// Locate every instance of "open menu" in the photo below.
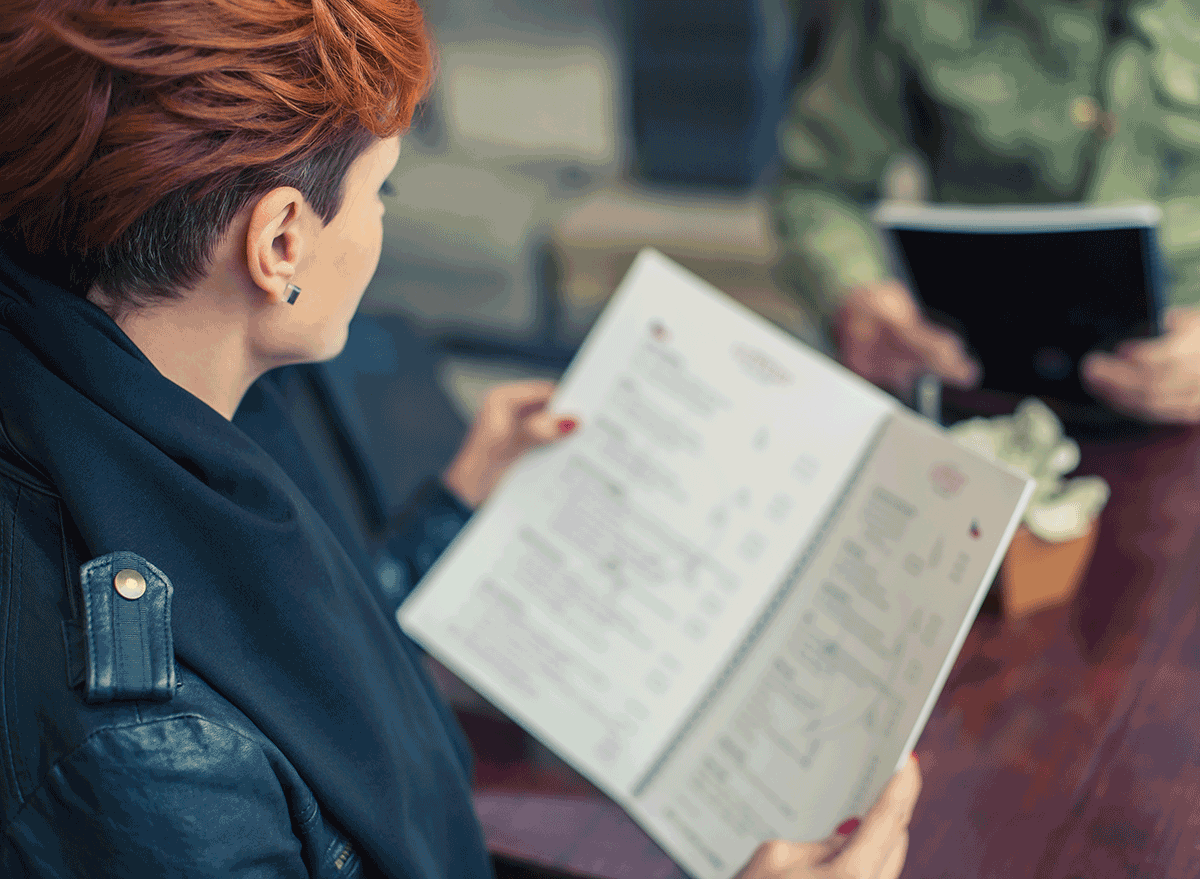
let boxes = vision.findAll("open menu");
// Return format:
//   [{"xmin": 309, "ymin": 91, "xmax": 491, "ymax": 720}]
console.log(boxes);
[{"xmin": 400, "ymin": 249, "xmax": 1033, "ymax": 879}]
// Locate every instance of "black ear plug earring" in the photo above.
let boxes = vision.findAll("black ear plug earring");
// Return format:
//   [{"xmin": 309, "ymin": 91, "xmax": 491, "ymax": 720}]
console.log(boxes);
[{"xmin": 285, "ymin": 283, "xmax": 301, "ymax": 305}]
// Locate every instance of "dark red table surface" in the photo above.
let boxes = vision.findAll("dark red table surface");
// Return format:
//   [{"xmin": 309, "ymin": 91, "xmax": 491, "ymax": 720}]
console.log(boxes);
[
  {"xmin": 466, "ymin": 424, "xmax": 1200, "ymax": 879},
  {"xmin": 900, "ymin": 423, "xmax": 1200, "ymax": 879}
]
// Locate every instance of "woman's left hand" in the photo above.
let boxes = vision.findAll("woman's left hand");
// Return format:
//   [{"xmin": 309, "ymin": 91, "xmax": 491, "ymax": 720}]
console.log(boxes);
[{"xmin": 441, "ymin": 380, "xmax": 577, "ymax": 508}]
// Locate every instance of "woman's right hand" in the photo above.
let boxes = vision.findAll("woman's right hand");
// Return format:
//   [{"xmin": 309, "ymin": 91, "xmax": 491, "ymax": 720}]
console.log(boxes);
[{"xmin": 734, "ymin": 754, "xmax": 922, "ymax": 879}]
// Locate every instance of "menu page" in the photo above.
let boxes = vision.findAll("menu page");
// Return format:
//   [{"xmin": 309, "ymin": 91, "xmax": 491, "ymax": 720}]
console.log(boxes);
[
  {"xmin": 626, "ymin": 411, "xmax": 1033, "ymax": 879},
  {"xmin": 400, "ymin": 250, "xmax": 894, "ymax": 793}
]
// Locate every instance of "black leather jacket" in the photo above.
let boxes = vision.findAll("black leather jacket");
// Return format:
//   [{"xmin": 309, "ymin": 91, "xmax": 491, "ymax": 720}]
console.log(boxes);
[{"xmin": 0, "ymin": 411, "xmax": 472, "ymax": 877}]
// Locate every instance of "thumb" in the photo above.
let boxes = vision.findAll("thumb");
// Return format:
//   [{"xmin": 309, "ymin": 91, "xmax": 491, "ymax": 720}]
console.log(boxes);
[
  {"xmin": 520, "ymin": 411, "xmax": 579, "ymax": 450},
  {"xmin": 816, "ymin": 816, "xmax": 861, "ymax": 864}
]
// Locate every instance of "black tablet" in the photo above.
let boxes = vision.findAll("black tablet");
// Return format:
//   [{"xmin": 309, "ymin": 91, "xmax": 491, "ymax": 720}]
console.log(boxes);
[{"xmin": 874, "ymin": 202, "xmax": 1165, "ymax": 424}]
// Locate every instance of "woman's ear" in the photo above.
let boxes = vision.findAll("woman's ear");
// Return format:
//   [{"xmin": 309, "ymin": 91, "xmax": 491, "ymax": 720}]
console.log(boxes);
[{"xmin": 245, "ymin": 187, "xmax": 311, "ymax": 304}]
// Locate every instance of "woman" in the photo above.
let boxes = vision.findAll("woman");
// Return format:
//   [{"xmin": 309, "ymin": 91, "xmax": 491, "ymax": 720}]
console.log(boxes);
[{"xmin": 0, "ymin": 0, "xmax": 918, "ymax": 876}]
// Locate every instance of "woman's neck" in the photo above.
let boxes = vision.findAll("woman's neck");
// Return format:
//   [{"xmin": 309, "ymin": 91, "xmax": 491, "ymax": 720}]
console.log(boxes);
[{"xmin": 91, "ymin": 285, "xmax": 263, "ymax": 421}]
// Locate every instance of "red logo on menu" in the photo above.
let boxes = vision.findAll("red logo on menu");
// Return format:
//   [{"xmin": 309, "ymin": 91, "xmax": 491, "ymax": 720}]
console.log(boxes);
[{"xmin": 930, "ymin": 463, "xmax": 967, "ymax": 498}]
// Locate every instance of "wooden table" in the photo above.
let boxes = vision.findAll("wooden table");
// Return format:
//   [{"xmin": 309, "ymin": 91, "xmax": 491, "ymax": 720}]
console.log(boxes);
[
  {"xmin": 468, "ymin": 423, "xmax": 1200, "ymax": 879},
  {"xmin": 899, "ymin": 423, "xmax": 1200, "ymax": 878}
]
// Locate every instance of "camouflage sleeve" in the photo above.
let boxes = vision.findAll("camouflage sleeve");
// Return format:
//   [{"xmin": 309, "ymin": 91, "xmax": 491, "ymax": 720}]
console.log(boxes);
[
  {"xmin": 1159, "ymin": 146, "xmax": 1200, "ymax": 309},
  {"xmin": 770, "ymin": 2, "xmax": 911, "ymax": 329},
  {"xmin": 1128, "ymin": 1, "xmax": 1200, "ymax": 308},
  {"xmin": 1086, "ymin": 2, "xmax": 1200, "ymax": 309}
]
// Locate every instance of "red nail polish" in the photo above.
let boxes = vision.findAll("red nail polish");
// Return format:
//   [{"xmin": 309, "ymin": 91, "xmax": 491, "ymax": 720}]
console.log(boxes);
[
  {"xmin": 912, "ymin": 752, "xmax": 920, "ymax": 765},
  {"xmin": 836, "ymin": 817, "xmax": 861, "ymax": 835},
  {"xmin": 558, "ymin": 418, "xmax": 577, "ymax": 435}
]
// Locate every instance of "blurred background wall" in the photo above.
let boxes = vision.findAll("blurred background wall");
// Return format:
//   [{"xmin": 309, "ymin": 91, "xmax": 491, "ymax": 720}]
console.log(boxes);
[{"xmin": 361, "ymin": 0, "xmax": 820, "ymax": 419}]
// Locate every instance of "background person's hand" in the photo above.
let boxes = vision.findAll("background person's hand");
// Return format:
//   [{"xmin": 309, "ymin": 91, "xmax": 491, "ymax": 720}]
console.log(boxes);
[
  {"xmin": 836, "ymin": 281, "xmax": 980, "ymax": 397},
  {"xmin": 441, "ymin": 381, "xmax": 577, "ymax": 508},
  {"xmin": 734, "ymin": 754, "xmax": 921, "ymax": 879},
  {"xmin": 1081, "ymin": 306, "xmax": 1200, "ymax": 423}
]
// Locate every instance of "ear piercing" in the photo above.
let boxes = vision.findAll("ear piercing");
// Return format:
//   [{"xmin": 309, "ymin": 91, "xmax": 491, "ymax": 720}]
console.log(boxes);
[{"xmin": 285, "ymin": 283, "xmax": 302, "ymax": 305}]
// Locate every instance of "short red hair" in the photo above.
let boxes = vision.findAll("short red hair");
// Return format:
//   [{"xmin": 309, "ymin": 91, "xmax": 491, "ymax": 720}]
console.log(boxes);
[{"xmin": 0, "ymin": 0, "xmax": 432, "ymax": 298}]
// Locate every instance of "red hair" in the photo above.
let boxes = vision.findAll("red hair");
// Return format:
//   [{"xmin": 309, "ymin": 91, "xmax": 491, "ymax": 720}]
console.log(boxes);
[{"xmin": 0, "ymin": 0, "xmax": 432, "ymax": 297}]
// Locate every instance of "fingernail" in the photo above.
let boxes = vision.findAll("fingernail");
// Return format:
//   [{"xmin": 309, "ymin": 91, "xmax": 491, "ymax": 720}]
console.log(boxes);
[
  {"xmin": 836, "ymin": 817, "xmax": 861, "ymax": 835},
  {"xmin": 557, "ymin": 418, "xmax": 577, "ymax": 435},
  {"xmin": 911, "ymin": 751, "xmax": 919, "ymax": 765}
]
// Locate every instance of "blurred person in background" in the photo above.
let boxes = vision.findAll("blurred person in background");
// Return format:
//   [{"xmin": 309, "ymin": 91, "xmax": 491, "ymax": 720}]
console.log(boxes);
[
  {"xmin": 0, "ymin": 0, "xmax": 918, "ymax": 875},
  {"xmin": 773, "ymin": 0, "xmax": 1200, "ymax": 423}
]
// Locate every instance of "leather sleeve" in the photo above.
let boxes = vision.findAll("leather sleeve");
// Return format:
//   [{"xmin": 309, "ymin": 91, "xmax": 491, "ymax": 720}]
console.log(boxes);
[
  {"xmin": 2, "ymin": 716, "xmax": 339, "ymax": 878},
  {"xmin": 375, "ymin": 477, "xmax": 473, "ymax": 611}
]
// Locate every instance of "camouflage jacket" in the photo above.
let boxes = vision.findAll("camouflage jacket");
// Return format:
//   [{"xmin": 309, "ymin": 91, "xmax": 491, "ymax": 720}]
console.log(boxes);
[{"xmin": 772, "ymin": 0, "xmax": 1200, "ymax": 325}]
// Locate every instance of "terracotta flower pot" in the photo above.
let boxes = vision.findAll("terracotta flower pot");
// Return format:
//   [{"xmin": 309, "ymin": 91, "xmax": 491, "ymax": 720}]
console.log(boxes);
[{"xmin": 996, "ymin": 518, "xmax": 1101, "ymax": 619}]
